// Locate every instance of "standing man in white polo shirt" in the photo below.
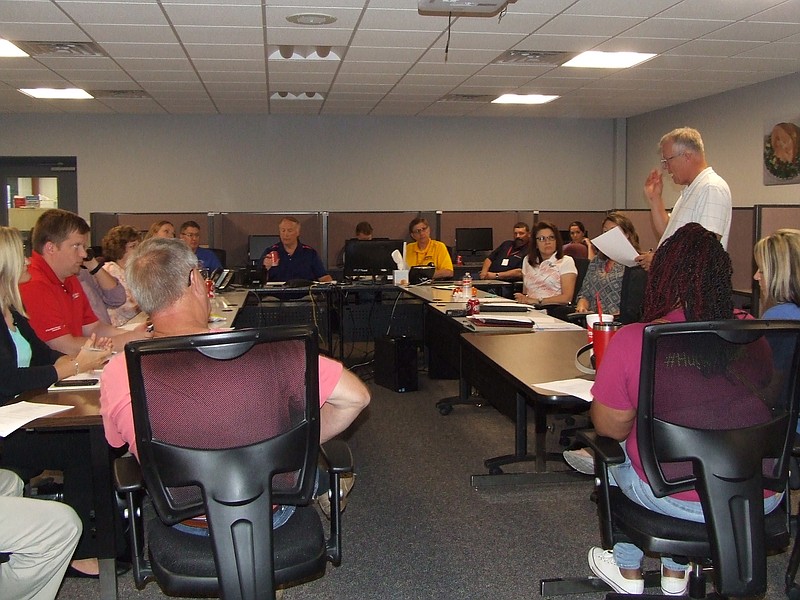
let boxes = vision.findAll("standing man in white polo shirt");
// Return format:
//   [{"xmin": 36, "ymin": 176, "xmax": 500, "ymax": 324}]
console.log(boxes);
[{"xmin": 636, "ymin": 127, "xmax": 731, "ymax": 271}]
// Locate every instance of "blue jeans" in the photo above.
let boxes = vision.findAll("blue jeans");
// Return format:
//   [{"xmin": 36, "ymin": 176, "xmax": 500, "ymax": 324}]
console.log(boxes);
[
  {"xmin": 609, "ymin": 445, "xmax": 783, "ymax": 571},
  {"xmin": 174, "ymin": 468, "xmax": 325, "ymax": 537}
]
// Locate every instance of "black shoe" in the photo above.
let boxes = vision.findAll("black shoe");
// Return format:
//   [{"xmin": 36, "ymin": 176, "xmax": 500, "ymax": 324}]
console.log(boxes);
[{"xmin": 66, "ymin": 561, "xmax": 131, "ymax": 578}]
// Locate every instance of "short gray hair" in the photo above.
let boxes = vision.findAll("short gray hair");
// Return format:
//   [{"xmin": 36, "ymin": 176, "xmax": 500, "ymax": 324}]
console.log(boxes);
[
  {"xmin": 660, "ymin": 127, "xmax": 705, "ymax": 156},
  {"xmin": 126, "ymin": 237, "xmax": 198, "ymax": 315}
]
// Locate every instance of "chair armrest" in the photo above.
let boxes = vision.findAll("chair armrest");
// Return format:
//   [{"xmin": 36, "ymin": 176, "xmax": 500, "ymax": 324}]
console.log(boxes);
[
  {"xmin": 578, "ymin": 430, "xmax": 625, "ymax": 466},
  {"xmin": 320, "ymin": 440, "xmax": 354, "ymax": 475},
  {"xmin": 113, "ymin": 454, "xmax": 144, "ymax": 493},
  {"xmin": 578, "ymin": 430, "xmax": 623, "ymax": 548}
]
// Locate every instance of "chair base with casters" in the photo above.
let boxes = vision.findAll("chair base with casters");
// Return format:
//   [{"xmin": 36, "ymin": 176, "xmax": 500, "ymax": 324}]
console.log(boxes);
[
  {"xmin": 542, "ymin": 428, "xmax": 793, "ymax": 598},
  {"xmin": 784, "ymin": 435, "xmax": 800, "ymax": 599},
  {"xmin": 541, "ymin": 432, "xmax": 792, "ymax": 599},
  {"xmin": 541, "ymin": 320, "xmax": 800, "ymax": 600},
  {"xmin": 114, "ymin": 440, "xmax": 353, "ymax": 597}
]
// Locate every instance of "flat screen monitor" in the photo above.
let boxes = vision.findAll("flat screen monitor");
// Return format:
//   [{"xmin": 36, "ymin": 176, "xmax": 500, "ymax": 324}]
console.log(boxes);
[
  {"xmin": 455, "ymin": 227, "xmax": 493, "ymax": 253},
  {"xmin": 343, "ymin": 239, "xmax": 405, "ymax": 278},
  {"xmin": 248, "ymin": 234, "xmax": 280, "ymax": 263}
]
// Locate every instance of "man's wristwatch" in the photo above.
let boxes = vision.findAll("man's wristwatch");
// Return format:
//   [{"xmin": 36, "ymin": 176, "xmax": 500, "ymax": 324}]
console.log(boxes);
[{"xmin": 495, "ymin": 272, "xmax": 499, "ymax": 279}]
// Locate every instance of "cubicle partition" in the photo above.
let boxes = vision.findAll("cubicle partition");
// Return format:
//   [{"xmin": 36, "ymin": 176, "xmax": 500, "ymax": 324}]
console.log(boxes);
[
  {"xmin": 91, "ymin": 212, "xmax": 323, "ymax": 268},
  {"xmin": 537, "ymin": 211, "xmax": 611, "ymax": 245},
  {"xmin": 438, "ymin": 210, "xmax": 535, "ymax": 258},
  {"xmin": 91, "ymin": 212, "xmax": 211, "ymax": 247},
  {"xmin": 326, "ymin": 211, "xmax": 419, "ymax": 268},
  {"xmin": 89, "ymin": 207, "xmax": 772, "ymax": 304},
  {"xmin": 214, "ymin": 212, "xmax": 322, "ymax": 268}
]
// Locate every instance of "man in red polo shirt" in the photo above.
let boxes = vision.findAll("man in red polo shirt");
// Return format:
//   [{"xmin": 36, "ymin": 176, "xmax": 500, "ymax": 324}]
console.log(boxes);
[{"xmin": 20, "ymin": 209, "xmax": 149, "ymax": 355}]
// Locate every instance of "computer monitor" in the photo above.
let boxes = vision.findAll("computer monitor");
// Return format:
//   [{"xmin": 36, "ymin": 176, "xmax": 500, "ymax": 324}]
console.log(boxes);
[
  {"xmin": 343, "ymin": 239, "xmax": 405, "ymax": 279},
  {"xmin": 248, "ymin": 234, "xmax": 280, "ymax": 263},
  {"xmin": 455, "ymin": 227, "xmax": 493, "ymax": 253}
]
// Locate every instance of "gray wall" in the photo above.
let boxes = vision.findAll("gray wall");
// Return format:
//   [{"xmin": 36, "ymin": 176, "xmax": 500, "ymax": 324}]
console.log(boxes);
[
  {"xmin": 3, "ymin": 70, "xmax": 799, "ymax": 221},
  {"xmin": 626, "ymin": 71, "xmax": 800, "ymax": 211},
  {"xmin": 0, "ymin": 115, "xmax": 615, "ymax": 218}
]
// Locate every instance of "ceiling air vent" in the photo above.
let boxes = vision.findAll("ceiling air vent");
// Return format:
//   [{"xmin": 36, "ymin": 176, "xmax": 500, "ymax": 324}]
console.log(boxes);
[
  {"xmin": 440, "ymin": 94, "xmax": 495, "ymax": 102},
  {"xmin": 14, "ymin": 41, "xmax": 106, "ymax": 57},
  {"xmin": 492, "ymin": 50, "xmax": 573, "ymax": 66},
  {"xmin": 90, "ymin": 90, "xmax": 150, "ymax": 99}
]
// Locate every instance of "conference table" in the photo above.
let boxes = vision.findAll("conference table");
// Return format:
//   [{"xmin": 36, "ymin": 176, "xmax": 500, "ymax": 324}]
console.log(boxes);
[
  {"xmin": 458, "ymin": 330, "xmax": 593, "ymax": 489},
  {"xmin": 399, "ymin": 285, "xmax": 593, "ymax": 488}
]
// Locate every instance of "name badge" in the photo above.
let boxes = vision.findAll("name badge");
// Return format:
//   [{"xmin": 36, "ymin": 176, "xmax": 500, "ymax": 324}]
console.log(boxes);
[{"xmin": 501, "ymin": 258, "xmax": 509, "ymax": 266}]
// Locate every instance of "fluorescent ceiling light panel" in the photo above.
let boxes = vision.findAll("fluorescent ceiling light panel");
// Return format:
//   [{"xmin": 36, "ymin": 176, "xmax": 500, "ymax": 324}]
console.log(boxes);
[
  {"xmin": 0, "ymin": 39, "xmax": 28, "ymax": 57},
  {"xmin": 19, "ymin": 88, "xmax": 93, "ymax": 99},
  {"xmin": 492, "ymin": 94, "xmax": 559, "ymax": 105},
  {"xmin": 562, "ymin": 51, "xmax": 656, "ymax": 69}
]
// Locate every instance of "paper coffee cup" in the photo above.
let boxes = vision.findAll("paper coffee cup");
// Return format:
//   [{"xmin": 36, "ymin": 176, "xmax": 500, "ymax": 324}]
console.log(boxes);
[
  {"xmin": 585, "ymin": 313, "xmax": 613, "ymax": 342},
  {"xmin": 393, "ymin": 269, "xmax": 409, "ymax": 286}
]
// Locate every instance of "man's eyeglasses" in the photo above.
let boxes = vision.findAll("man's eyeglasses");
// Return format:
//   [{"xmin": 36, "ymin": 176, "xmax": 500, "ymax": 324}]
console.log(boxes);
[
  {"xmin": 411, "ymin": 226, "xmax": 429, "ymax": 234},
  {"xmin": 536, "ymin": 235, "xmax": 556, "ymax": 242},
  {"xmin": 181, "ymin": 232, "xmax": 201, "ymax": 239},
  {"xmin": 660, "ymin": 153, "xmax": 683, "ymax": 167}
]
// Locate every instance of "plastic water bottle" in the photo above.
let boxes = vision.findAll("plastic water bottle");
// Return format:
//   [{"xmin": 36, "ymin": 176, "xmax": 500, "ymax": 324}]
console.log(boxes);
[{"xmin": 462, "ymin": 272, "xmax": 473, "ymax": 301}]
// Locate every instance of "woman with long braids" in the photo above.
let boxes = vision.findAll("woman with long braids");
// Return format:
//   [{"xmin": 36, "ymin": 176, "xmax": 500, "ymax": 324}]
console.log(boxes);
[{"xmin": 585, "ymin": 223, "xmax": 782, "ymax": 596}]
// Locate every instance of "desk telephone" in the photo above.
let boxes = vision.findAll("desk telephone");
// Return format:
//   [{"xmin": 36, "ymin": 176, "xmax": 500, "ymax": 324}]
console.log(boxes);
[{"xmin": 214, "ymin": 269, "xmax": 235, "ymax": 291}]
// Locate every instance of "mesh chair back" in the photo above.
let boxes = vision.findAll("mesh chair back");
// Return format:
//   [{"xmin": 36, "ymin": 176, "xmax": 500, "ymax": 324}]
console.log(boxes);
[
  {"xmin": 636, "ymin": 319, "xmax": 800, "ymax": 595},
  {"xmin": 562, "ymin": 242, "xmax": 588, "ymax": 260},
  {"xmin": 125, "ymin": 326, "xmax": 321, "ymax": 524}
]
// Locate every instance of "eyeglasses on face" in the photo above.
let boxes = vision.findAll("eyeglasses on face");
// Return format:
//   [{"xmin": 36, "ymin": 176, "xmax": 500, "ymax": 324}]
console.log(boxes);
[
  {"xmin": 536, "ymin": 235, "xmax": 556, "ymax": 242},
  {"xmin": 660, "ymin": 153, "xmax": 684, "ymax": 167},
  {"xmin": 181, "ymin": 231, "xmax": 201, "ymax": 238},
  {"xmin": 411, "ymin": 226, "xmax": 429, "ymax": 234}
]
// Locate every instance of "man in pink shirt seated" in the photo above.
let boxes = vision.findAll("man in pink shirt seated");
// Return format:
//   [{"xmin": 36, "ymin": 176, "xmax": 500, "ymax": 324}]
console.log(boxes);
[{"xmin": 100, "ymin": 237, "xmax": 370, "ymax": 527}]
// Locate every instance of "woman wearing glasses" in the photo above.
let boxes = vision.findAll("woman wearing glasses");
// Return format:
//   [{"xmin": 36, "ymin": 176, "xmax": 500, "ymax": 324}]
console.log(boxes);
[
  {"xmin": 405, "ymin": 217, "xmax": 453, "ymax": 280},
  {"xmin": 514, "ymin": 221, "xmax": 577, "ymax": 306}
]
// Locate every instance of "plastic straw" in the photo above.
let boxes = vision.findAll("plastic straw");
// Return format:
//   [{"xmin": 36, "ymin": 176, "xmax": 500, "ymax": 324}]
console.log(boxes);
[{"xmin": 596, "ymin": 292, "xmax": 603, "ymax": 321}]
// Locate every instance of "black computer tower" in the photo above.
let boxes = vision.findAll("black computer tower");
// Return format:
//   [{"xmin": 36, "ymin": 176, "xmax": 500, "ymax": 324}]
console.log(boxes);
[{"xmin": 375, "ymin": 336, "xmax": 418, "ymax": 393}]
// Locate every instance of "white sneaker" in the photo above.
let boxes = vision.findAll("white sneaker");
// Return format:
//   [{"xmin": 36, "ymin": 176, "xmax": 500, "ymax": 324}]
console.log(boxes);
[
  {"xmin": 588, "ymin": 547, "xmax": 645, "ymax": 595},
  {"xmin": 661, "ymin": 567, "xmax": 690, "ymax": 595},
  {"xmin": 563, "ymin": 448, "xmax": 594, "ymax": 474}
]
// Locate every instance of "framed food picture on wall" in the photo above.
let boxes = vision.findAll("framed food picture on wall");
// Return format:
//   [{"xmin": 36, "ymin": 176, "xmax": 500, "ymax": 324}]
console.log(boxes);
[{"xmin": 764, "ymin": 120, "xmax": 800, "ymax": 185}]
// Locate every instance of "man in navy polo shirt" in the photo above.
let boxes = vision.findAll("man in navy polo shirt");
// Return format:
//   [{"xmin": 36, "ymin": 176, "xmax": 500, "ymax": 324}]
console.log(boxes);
[
  {"xmin": 479, "ymin": 222, "xmax": 530, "ymax": 282},
  {"xmin": 260, "ymin": 216, "xmax": 332, "ymax": 283}
]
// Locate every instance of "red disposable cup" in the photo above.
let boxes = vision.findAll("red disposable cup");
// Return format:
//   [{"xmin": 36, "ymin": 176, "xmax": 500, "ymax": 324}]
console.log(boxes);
[
  {"xmin": 593, "ymin": 322, "xmax": 620, "ymax": 370},
  {"xmin": 269, "ymin": 250, "xmax": 279, "ymax": 266}
]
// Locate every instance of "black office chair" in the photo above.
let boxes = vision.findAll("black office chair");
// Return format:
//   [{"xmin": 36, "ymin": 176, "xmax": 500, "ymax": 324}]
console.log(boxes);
[
  {"xmin": 114, "ymin": 326, "xmax": 353, "ymax": 599},
  {"xmin": 209, "ymin": 247, "xmax": 226, "ymax": 268},
  {"xmin": 542, "ymin": 320, "xmax": 800, "ymax": 599}
]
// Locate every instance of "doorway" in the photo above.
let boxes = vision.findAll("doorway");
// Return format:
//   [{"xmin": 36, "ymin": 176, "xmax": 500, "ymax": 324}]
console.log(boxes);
[{"xmin": 0, "ymin": 157, "xmax": 78, "ymax": 238}]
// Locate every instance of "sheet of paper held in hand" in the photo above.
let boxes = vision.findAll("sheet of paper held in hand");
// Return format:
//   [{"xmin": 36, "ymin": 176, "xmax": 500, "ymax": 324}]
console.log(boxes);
[
  {"xmin": 532, "ymin": 379, "xmax": 594, "ymax": 402},
  {"xmin": 0, "ymin": 401, "xmax": 72, "ymax": 437},
  {"xmin": 590, "ymin": 226, "xmax": 640, "ymax": 268}
]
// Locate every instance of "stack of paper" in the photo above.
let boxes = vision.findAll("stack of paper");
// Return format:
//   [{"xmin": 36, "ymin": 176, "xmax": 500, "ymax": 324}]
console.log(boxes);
[{"xmin": 0, "ymin": 402, "xmax": 72, "ymax": 437}]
